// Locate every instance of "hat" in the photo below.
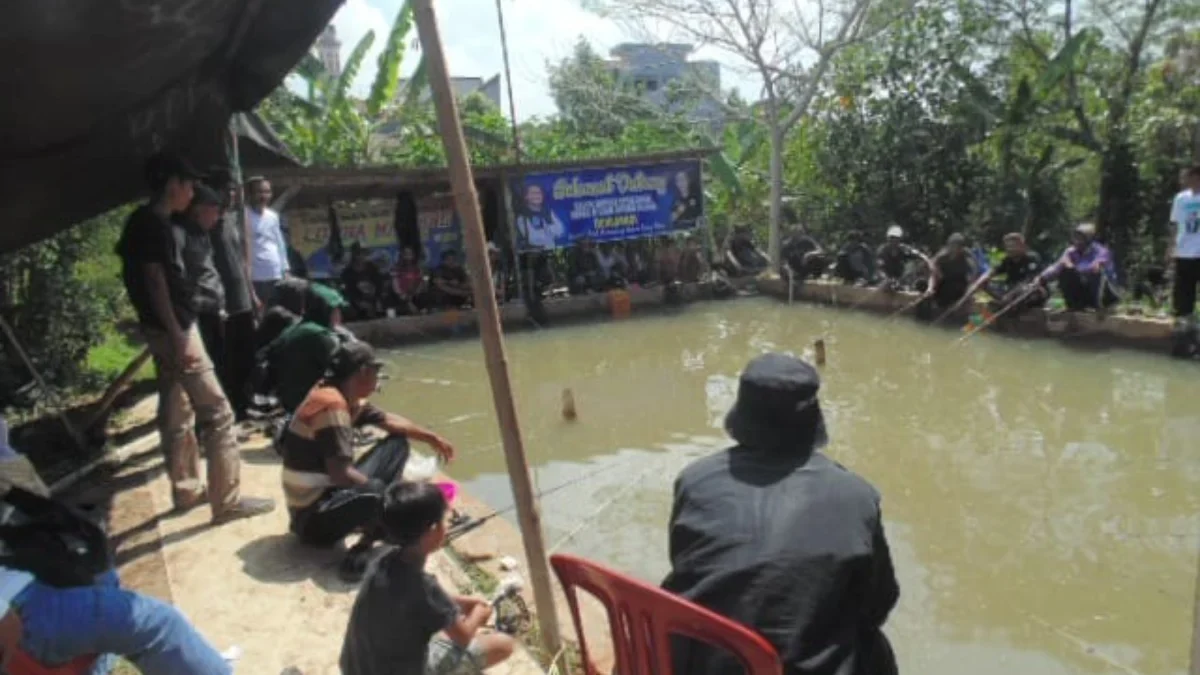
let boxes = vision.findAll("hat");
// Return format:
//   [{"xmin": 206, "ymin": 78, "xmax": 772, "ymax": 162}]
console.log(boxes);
[
  {"xmin": 1073, "ymin": 222, "xmax": 1096, "ymax": 238},
  {"xmin": 144, "ymin": 151, "xmax": 203, "ymax": 187},
  {"xmin": 947, "ymin": 232, "xmax": 966, "ymax": 246},
  {"xmin": 190, "ymin": 183, "xmax": 222, "ymax": 207},
  {"xmin": 724, "ymin": 353, "xmax": 828, "ymax": 454},
  {"xmin": 310, "ymin": 283, "xmax": 348, "ymax": 309},
  {"xmin": 328, "ymin": 341, "xmax": 384, "ymax": 381},
  {"xmin": 886, "ymin": 225, "xmax": 904, "ymax": 239}
]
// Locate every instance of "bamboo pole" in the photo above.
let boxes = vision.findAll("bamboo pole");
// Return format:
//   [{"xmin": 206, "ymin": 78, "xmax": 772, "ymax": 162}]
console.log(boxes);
[
  {"xmin": 411, "ymin": 0, "xmax": 562, "ymax": 656},
  {"xmin": 84, "ymin": 347, "xmax": 152, "ymax": 431},
  {"xmin": 0, "ymin": 315, "xmax": 87, "ymax": 452}
]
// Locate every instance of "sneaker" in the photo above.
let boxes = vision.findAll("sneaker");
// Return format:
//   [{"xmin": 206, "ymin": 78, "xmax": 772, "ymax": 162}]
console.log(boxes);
[
  {"xmin": 338, "ymin": 545, "xmax": 373, "ymax": 583},
  {"xmin": 211, "ymin": 497, "xmax": 276, "ymax": 525}
]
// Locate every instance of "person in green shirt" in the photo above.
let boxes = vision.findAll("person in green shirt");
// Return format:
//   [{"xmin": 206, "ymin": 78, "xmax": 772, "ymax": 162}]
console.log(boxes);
[{"xmin": 263, "ymin": 283, "xmax": 355, "ymax": 415}]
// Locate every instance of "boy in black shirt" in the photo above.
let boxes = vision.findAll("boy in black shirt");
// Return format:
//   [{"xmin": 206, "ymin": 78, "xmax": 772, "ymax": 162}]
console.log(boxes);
[{"xmin": 340, "ymin": 482, "xmax": 515, "ymax": 675}]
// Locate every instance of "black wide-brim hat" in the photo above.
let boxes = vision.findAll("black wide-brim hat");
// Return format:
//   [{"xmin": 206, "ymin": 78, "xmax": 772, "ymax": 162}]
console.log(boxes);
[{"xmin": 724, "ymin": 353, "xmax": 828, "ymax": 453}]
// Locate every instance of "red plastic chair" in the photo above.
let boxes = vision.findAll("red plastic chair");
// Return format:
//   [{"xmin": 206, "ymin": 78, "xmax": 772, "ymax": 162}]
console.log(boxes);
[
  {"xmin": 550, "ymin": 553, "xmax": 782, "ymax": 675},
  {"xmin": 5, "ymin": 648, "xmax": 97, "ymax": 675}
]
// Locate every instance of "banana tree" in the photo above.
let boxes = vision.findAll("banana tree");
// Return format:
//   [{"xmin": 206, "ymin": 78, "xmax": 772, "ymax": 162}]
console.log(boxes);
[{"xmin": 263, "ymin": 1, "xmax": 427, "ymax": 166}]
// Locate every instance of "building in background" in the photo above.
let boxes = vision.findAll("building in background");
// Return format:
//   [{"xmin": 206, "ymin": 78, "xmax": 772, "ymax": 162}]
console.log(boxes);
[
  {"xmin": 607, "ymin": 43, "xmax": 724, "ymax": 129},
  {"xmin": 314, "ymin": 25, "xmax": 342, "ymax": 79},
  {"xmin": 396, "ymin": 75, "xmax": 502, "ymax": 107}
]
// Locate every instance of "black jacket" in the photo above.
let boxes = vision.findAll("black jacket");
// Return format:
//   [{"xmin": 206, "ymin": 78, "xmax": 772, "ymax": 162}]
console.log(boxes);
[{"xmin": 662, "ymin": 447, "xmax": 899, "ymax": 675}]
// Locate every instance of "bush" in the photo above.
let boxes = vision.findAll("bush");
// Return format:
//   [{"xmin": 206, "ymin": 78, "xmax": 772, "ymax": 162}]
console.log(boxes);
[{"xmin": 0, "ymin": 206, "xmax": 134, "ymax": 412}]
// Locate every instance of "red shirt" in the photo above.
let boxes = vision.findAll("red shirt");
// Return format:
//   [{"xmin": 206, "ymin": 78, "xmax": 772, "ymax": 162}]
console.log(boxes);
[{"xmin": 393, "ymin": 265, "xmax": 423, "ymax": 296}]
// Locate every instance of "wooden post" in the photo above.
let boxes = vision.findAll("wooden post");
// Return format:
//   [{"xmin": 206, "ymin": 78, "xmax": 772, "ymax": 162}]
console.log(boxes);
[
  {"xmin": 0, "ymin": 316, "xmax": 87, "ymax": 452},
  {"xmin": 1191, "ymin": 544, "xmax": 1200, "ymax": 675},
  {"xmin": 84, "ymin": 347, "xmax": 152, "ymax": 431},
  {"xmin": 411, "ymin": 0, "xmax": 562, "ymax": 657}
]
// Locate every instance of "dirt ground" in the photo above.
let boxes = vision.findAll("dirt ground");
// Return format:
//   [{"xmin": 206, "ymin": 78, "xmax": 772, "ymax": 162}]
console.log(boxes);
[{"xmin": 70, "ymin": 396, "xmax": 548, "ymax": 675}]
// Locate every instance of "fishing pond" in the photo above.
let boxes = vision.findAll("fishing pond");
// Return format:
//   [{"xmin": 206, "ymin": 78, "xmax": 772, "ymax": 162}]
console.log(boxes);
[{"xmin": 374, "ymin": 297, "xmax": 1199, "ymax": 675}]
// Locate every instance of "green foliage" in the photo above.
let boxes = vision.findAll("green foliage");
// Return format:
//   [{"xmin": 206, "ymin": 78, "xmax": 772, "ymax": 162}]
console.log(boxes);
[
  {"xmin": 258, "ymin": 0, "xmax": 1198, "ymax": 270},
  {"xmin": 0, "ymin": 207, "xmax": 133, "ymax": 411}
]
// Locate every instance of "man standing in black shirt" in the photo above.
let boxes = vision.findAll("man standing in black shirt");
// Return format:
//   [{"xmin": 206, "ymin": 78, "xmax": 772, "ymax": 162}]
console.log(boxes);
[
  {"xmin": 116, "ymin": 152, "xmax": 275, "ymax": 524},
  {"xmin": 210, "ymin": 177, "xmax": 257, "ymax": 420},
  {"xmin": 173, "ymin": 184, "xmax": 226, "ymax": 378}
]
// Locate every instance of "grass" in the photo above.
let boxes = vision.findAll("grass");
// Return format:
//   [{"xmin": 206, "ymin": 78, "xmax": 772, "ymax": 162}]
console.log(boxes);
[
  {"xmin": 85, "ymin": 330, "xmax": 155, "ymax": 384},
  {"xmin": 445, "ymin": 548, "xmax": 585, "ymax": 674}
]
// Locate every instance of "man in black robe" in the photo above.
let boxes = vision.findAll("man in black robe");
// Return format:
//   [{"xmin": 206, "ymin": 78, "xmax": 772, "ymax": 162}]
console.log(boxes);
[{"xmin": 662, "ymin": 353, "xmax": 900, "ymax": 675}]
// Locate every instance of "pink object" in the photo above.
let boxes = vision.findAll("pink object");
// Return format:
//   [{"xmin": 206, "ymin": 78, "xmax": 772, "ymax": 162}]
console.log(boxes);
[{"xmin": 436, "ymin": 481, "xmax": 458, "ymax": 504}]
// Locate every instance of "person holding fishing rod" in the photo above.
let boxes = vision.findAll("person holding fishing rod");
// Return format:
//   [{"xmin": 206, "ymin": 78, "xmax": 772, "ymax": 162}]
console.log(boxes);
[
  {"xmin": 278, "ymin": 341, "xmax": 456, "ymax": 582},
  {"xmin": 662, "ymin": 353, "xmax": 899, "ymax": 675},
  {"xmin": 1035, "ymin": 223, "xmax": 1121, "ymax": 312},
  {"xmin": 876, "ymin": 225, "xmax": 930, "ymax": 291},
  {"xmin": 935, "ymin": 232, "xmax": 1046, "ymax": 323},
  {"xmin": 918, "ymin": 232, "xmax": 978, "ymax": 320},
  {"xmin": 340, "ymin": 481, "xmax": 515, "ymax": 675}
]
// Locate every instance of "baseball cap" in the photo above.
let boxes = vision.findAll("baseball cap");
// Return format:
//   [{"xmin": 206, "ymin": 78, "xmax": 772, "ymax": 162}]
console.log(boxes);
[
  {"xmin": 328, "ymin": 341, "xmax": 384, "ymax": 381},
  {"xmin": 886, "ymin": 225, "xmax": 903, "ymax": 239},
  {"xmin": 309, "ymin": 283, "xmax": 348, "ymax": 309},
  {"xmin": 190, "ymin": 183, "xmax": 222, "ymax": 207}
]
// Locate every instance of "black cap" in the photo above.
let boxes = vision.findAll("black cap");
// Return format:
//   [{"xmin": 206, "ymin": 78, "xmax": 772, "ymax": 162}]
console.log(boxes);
[
  {"xmin": 190, "ymin": 183, "xmax": 222, "ymax": 207},
  {"xmin": 144, "ymin": 151, "xmax": 203, "ymax": 189},
  {"xmin": 328, "ymin": 341, "xmax": 383, "ymax": 382},
  {"xmin": 724, "ymin": 353, "xmax": 828, "ymax": 454}
]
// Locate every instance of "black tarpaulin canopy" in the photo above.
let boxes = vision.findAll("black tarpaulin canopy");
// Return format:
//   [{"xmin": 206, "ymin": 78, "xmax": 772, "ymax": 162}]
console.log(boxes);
[{"xmin": 0, "ymin": 0, "xmax": 343, "ymax": 254}]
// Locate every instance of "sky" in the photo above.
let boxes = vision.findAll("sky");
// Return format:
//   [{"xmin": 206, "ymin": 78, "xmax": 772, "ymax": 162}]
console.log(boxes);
[{"xmin": 328, "ymin": 0, "xmax": 762, "ymax": 120}]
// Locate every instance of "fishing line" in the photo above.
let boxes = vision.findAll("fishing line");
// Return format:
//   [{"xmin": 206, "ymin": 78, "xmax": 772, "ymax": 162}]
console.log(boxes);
[
  {"xmin": 392, "ymin": 349, "xmax": 478, "ymax": 367},
  {"xmin": 548, "ymin": 460, "xmax": 665, "ymax": 554},
  {"xmin": 447, "ymin": 455, "xmax": 643, "ymax": 540}
]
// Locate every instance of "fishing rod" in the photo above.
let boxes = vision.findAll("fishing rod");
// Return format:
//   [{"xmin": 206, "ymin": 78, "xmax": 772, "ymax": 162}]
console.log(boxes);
[
  {"xmin": 956, "ymin": 283, "xmax": 1041, "ymax": 344},
  {"xmin": 447, "ymin": 457, "xmax": 637, "ymax": 541},
  {"xmin": 884, "ymin": 289, "xmax": 932, "ymax": 320}
]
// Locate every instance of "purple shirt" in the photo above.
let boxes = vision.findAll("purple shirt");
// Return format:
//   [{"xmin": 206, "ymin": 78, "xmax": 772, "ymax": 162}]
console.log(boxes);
[{"xmin": 1040, "ymin": 241, "xmax": 1113, "ymax": 281}]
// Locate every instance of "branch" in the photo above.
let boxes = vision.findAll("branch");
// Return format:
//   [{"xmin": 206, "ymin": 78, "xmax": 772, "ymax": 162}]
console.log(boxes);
[
  {"xmin": 1112, "ymin": 0, "xmax": 1164, "ymax": 124},
  {"xmin": 781, "ymin": 0, "xmax": 883, "ymax": 131},
  {"xmin": 1060, "ymin": 0, "xmax": 1101, "ymax": 151}
]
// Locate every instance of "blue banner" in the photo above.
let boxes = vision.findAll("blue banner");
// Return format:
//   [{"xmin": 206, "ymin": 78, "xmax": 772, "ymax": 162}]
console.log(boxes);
[
  {"xmin": 510, "ymin": 160, "xmax": 703, "ymax": 251},
  {"xmin": 418, "ymin": 195, "xmax": 463, "ymax": 268}
]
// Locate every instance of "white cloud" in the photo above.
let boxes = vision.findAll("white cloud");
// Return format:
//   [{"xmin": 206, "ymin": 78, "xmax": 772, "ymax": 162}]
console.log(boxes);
[{"xmin": 325, "ymin": 0, "xmax": 762, "ymax": 120}]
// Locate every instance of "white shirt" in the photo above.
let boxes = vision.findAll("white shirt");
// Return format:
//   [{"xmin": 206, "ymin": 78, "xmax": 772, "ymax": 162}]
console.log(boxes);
[
  {"xmin": 0, "ymin": 566, "xmax": 34, "ymax": 617},
  {"xmin": 246, "ymin": 207, "xmax": 290, "ymax": 281},
  {"xmin": 1170, "ymin": 189, "xmax": 1200, "ymax": 259},
  {"xmin": 517, "ymin": 213, "xmax": 564, "ymax": 250}
]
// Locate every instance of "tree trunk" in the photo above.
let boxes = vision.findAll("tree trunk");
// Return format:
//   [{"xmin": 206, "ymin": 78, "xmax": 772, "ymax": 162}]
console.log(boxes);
[
  {"xmin": 1096, "ymin": 138, "xmax": 1140, "ymax": 272},
  {"xmin": 768, "ymin": 126, "xmax": 784, "ymax": 268}
]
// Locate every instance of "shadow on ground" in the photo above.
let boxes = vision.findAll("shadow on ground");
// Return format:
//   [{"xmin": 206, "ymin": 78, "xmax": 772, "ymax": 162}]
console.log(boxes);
[{"xmin": 236, "ymin": 534, "xmax": 361, "ymax": 595}]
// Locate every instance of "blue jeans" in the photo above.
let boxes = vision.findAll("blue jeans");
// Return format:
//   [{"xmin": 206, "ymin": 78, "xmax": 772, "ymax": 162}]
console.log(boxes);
[{"xmin": 14, "ymin": 579, "xmax": 231, "ymax": 675}]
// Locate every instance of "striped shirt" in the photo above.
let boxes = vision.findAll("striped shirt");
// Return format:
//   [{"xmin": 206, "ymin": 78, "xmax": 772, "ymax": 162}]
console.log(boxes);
[{"xmin": 280, "ymin": 387, "xmax": 386, "ymax": 512}]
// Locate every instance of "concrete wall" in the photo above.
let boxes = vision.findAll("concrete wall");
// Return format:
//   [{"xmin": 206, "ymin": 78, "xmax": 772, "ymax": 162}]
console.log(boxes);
[
  {"xmin": 347, "ymin": 280, "xmax": 746, "ymax": 346},
  {"xmin": 757, "ymin": 277, "xmax": 1181, "ymax": 355}
]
